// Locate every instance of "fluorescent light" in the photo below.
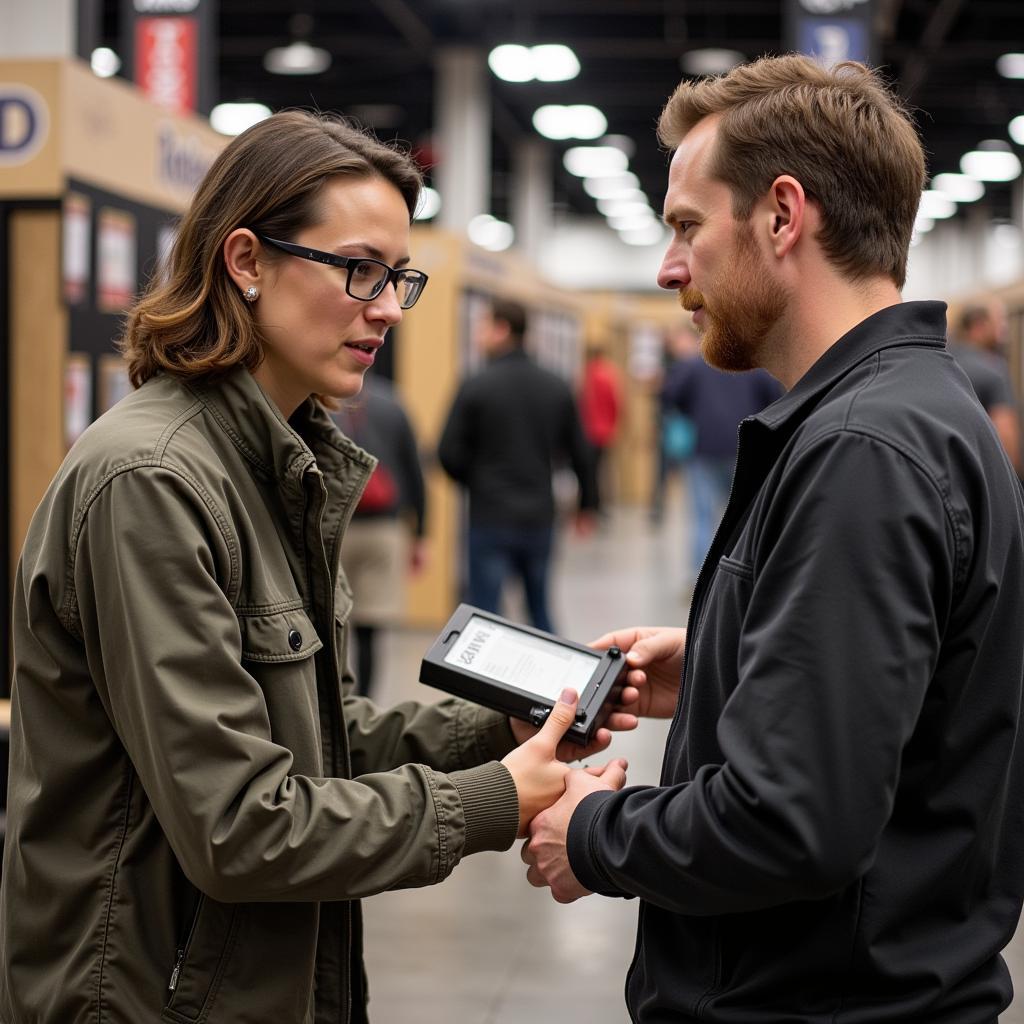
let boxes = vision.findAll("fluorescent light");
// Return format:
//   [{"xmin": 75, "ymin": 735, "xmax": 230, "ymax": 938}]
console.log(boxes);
[
  {"xmin": 596, "ymin": 198, "xmax": 651, "ymax": 219},
  {"xmin": 583, "ymin": 173, "xmax": 640, "ymax": 199},
  {"xmin": 607, "ymin": 212, "xmax": 658, "ymax": 231},
  {"xmin": 960, "ymin": 141, "xmax": 1022, "ymax": 182},
  {"xmin": 563, "ymin": 146, "xmax": 629, "ymax": 178},
  {"xmin": 532, "ymin": 44, "xmax": 580, "ymax": 82},
  {"xmin": 532, "ymin": 105, "xmax": 607, "ymax": 141},
  {"xmin": 1010, "ymin": 115, "xmax": 1024, "ymax": 146},
  {"xmin": 619, "ymin": 224, "xmax": 667, "ymax": 247},
  {"xmin": 918, "ymin": 190, "xmax": 956, "ymax": 220},
  {"xmin": 931, "ymin": 173, "xmax": 984, "ymax": 203},
  {"xmin": 468, "ymin": 214, "xmax": 514, "ymax": 252},
  {"xmin": 488, "ymin": 44, "xmax": 534, "ymax": 82},
  {"xmin": 914, "ymin": 214, "xmax": 935, "ymax": 234},
  {"xmin": 681, "ymin": 48, "xmax": 745, "ymax": 76},
  {"xmin": 415, "ymin": 187, "xmax": 441, "ymax": 221},
  {"xmin": 90, "ymin": 47, "xmax": 121, "ymax": 78},
  {"xmin": 210, "ymin": 102, "xmax": 272, "ymax": 136},
  {"xmin": 488, "ymin": 43, "xmax": 579, "ymax": 83},
  {"xmin": 263, "ymin": 41, "xmax": 331, "ymax": 76},
  {"xmin": 997, "ymin": 53, "xmax": 1024, "ymax": 79}
]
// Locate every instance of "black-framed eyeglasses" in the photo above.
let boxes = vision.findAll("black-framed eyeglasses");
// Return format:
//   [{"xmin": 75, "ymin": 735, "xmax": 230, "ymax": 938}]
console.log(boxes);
[{"xmin": 255, "ymin": 234, "xmax": 428, "ymax": 309}]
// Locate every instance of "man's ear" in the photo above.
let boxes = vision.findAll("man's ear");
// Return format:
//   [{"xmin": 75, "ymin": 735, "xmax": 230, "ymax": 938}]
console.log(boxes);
[
  {"xmin": 223, "ymin": 229, "xmax": 263, "ymax": 294},
  {"xmin": 764, "ymin": 175, "xmax": 806, "ymax": 260}
]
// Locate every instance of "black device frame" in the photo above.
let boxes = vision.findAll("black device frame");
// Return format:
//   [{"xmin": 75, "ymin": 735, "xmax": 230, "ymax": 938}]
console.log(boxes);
[{"xmin": 420, "ymin": 604, "xmax": 626, "ymax": 745}]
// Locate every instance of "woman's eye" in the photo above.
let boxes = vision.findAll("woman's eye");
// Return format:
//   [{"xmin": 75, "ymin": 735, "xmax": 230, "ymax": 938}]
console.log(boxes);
[{"xmin": 352, "ymin": 262, "xmax": 376, "ymax": 280}]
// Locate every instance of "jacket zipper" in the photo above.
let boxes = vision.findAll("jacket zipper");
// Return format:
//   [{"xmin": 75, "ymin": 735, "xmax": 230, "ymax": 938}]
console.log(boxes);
[
  {"xmin": 168, "ymin": 948, "xmax": 185, "ymax": 992},
  {"xmin": 166, "ymin": 892, "xmax": 203, "ymax": 995}
]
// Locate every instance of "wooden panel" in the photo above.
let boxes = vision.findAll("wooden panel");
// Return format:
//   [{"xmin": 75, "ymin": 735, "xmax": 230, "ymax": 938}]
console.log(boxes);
[{"xmin": 10, "ymin": 209, "xmax": 65, "ymax": 579}]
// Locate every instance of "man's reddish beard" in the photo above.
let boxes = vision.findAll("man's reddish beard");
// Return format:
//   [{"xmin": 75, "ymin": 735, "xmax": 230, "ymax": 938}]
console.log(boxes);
[{"xmin": 679, "ymin": 223, "xmax": 786, "ymax": 373}]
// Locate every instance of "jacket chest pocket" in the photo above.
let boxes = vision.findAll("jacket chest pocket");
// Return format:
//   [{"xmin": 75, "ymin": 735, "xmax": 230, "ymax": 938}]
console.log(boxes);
[{"xmin": 239, "ymin": 606, "xmax": 325, "ymax": 775}]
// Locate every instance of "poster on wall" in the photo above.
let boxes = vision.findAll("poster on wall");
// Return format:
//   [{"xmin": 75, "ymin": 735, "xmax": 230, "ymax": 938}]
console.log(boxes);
[
  {"xmin": 62, "ymin": 192, "xmax": 91, "ymax": 305},
  {"xmin": 98, "ymin": 354, "xmax": 133, "ymax": 414},
  {"xmin": 64, "ymin": 353, "xmax": 93, "ymax": 450},
  {"xmin": 97, "ymin": 208, "xmax": 138, "ymax": 313}
]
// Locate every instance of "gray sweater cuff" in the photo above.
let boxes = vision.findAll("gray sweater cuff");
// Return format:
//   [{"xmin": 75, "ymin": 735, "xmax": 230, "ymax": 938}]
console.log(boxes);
[{"xmin": 450, "ymin": 761, "xmax": 520, "ymax": 855}]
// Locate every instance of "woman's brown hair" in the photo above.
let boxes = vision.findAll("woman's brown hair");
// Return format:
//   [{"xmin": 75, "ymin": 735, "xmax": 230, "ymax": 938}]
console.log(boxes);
[
  {"xmin": 121, "ymin": 111, "xmax": 423, "ymax": 387},
  {"xmin": 657, "ymin": 54, "xmax": 925, "ymax": 288}
]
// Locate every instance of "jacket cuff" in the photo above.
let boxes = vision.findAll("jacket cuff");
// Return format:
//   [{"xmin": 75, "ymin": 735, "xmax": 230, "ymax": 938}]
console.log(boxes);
[
  {"xmin": 449, "ymin": 761, "xmax": 520, "ymax": 856},
  {"xmin": 455, "ymin": 704, "xmax": 518, "ymax": 767},
  {"xmin": 566, "ymin": 789, "xmax": 628, "ymax": 897}
]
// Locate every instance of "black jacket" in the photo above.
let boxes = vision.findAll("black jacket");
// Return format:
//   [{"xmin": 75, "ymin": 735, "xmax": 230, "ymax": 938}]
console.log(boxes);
[
  {"xmin": 568, "ymin": 302, "xmax": 1024, "ymax": 1023},
  {"xmin": 438, "ymin": 349, "xmax": 597, "ymax": 526}
]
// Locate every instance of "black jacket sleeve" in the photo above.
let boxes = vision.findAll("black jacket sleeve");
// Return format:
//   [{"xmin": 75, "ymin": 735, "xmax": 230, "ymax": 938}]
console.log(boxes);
[
  {"xmin": 568, "ymin": 430, "xmax": 956, "ymax": 913},
  {"xmin": 438, "ymin": 383, "xmax": 474, "ymax": 485}
]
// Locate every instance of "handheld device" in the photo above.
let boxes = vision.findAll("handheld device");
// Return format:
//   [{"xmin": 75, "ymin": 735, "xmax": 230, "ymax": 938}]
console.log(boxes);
[{"xmin": 419, "ymin": 604, "xmax": 626, "ymax": 745}]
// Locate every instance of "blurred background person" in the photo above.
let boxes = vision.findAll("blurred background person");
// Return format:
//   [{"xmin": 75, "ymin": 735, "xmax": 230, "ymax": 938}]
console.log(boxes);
[
  {"xmin": 439, "ymin": 298, "xmax": 596, "ymax": 632},
  {"xmin": 649, "ymin": 324, "xmax": 699, "ymax": 525},
  {"xmin": 949, "ymin": 300, "xmax": 1020, "ymax": 474},
  {"xmin": 578, "ymin": 342, "xmax": 622, "ymax": 520},
  {"xmin": 663, "ymin": 341, "xmax": 781, "ymax": 586},
  {"xmin": 336, "ymin": 374, "xmax": 427, "ymax": 697}
]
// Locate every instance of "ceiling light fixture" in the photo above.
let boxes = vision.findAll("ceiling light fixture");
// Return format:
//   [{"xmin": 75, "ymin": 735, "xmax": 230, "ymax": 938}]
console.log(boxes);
[
  {"xmin": 960, "ymin": 140, "xmax": 1022, "ymax": 182},
  {"xmin": 488, "ymin": 43, "xmax": 580, "ymax": 83},
  {"xmin": 583, "ymin": 172, "xmax": 641, "ymax": 200},
  {"xmin": 468, "ymin": 214, "xmax": 514, "ymax": 252},
  {"xmin": 913, "ymin": 214, "xmax": 935, "ymax": 234},
  {"xmin": 264, "ymin": 40, "xmax": 331, "ymax": 75},
  {"xmin": 680, "ymin": 48, "xmax": 745, "ymax": 77},
  {"xmin": 931, "ymin": 173, "xmax": 984, "ymax": 203},
  {"xmin": 619, "ymin": 223, "xmax": 667, "ymax": 247},
  {"xmin": 90, "ymin": 47, "xmax": 121, "ymax": 78},
  {"xmin": 1009, "ymin": 115, "xmax": 1024, "ymax": 146},
  {"xmin": 532, "ymin": 105, "xmax": 607, "ymax": 141},
  {"xmin": 996, "ymin": 53, "xmax": 1024, "ymax": 79},
  {"xmin": 210, "ymin": 102, "xmax": 272, "ymax": 136},
  {"xmin": 415, "ymin": 187, "xmax": 441, "ymax": 221},
  {"xmin": 918, "ymin": 190, "xmax": 956, "ymax": 220},
  {"xmin": 563, "ymin": 146, "xmax": 629, "ymax": 178}
]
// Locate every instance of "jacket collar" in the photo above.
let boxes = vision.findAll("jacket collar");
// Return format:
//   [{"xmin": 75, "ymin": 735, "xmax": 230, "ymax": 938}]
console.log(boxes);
[
  {"xmin": 189, "ymin": 367, "xmax": 375, "ymax": 493},
  {"xmin": 755, "ymin": 300, "xmax": 948, "ymax": 432}
]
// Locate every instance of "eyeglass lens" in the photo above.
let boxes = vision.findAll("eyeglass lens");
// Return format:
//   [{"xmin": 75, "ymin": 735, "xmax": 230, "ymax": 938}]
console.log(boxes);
[{"xmin": 348, "ymin": 261, "xmax": 425, "ymax": 309}]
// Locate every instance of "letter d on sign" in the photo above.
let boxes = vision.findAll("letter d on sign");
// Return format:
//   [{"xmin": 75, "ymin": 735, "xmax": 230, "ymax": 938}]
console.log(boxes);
[{"xmin": 0, "ymin": 86, "xmax": 49, "ymax": 166}]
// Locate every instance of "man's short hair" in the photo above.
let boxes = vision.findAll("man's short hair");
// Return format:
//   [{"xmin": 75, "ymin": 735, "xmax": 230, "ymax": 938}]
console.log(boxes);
[
  {"xmin": 491, "ymin": 299, "xmax": 528, "ymax": 347},
  {"xmin": 657, "ymin": 54, "xmax": 926, "ymax": 288}
]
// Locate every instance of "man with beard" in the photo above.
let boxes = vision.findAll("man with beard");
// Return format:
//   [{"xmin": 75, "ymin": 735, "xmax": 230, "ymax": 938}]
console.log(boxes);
[{"xmin": 522, "ymin": 54, "xmax": 1024, "ymax": 1023}]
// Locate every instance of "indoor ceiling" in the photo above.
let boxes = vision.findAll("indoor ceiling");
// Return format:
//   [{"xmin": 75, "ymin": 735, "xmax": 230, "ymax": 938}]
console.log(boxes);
[{"xmin": 100, "ymin": 0, "xmax": 1024, "ymax": 226}]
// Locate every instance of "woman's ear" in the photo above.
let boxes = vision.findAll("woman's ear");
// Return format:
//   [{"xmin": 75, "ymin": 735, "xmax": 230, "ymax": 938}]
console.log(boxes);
[
  {"xmin": 223, "ymin": 229, "xmax": 262, "ymax": 295},
  {"xmin": 765, "ymin": 175, "xmax": 806, "ymax": 260}
]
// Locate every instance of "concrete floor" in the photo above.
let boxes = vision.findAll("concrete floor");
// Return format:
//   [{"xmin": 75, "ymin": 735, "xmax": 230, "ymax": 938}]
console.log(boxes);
[{"xmin": 360, "ymin": 494, "xmax": 1024, "ymax": 1023}]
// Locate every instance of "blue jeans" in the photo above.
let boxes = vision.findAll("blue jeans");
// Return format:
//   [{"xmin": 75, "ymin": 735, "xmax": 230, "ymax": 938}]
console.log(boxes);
[
  {"xmin": 688, "ymin": 456, "xmax": 734, "ymax": 577},
  {"xmin": 467, "ymin": 524, "xmax": 555, "ymax": 633}
]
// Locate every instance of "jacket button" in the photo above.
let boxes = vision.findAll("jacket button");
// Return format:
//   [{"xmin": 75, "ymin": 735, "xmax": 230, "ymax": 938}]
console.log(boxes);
[{"xmin": 288, "ymin": 629, "xmax": 302, "ymax": 651}]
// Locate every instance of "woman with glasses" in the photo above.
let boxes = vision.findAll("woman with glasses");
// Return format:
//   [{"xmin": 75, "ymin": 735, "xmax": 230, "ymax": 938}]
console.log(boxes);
[{"xmin": 0, "ymin": 111, "xmax": 633, "ymax": 1023}]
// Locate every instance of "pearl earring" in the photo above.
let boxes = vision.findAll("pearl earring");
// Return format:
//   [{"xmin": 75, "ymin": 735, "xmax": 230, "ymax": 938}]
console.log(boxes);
[{"xmin": 244, "ymin": 286, "xmax": 259, "ymax": 303}]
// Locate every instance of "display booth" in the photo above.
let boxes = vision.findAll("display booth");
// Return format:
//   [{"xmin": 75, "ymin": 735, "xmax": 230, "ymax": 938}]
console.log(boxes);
[{"xmin": 0, "ymin": 57, "xmax": 225, "ymax": 684}]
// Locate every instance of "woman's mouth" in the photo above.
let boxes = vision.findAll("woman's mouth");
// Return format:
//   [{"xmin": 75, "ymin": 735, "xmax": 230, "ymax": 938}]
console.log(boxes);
[{"xmin": 344, "ymin": 341, "xmax": 379, "ymax": 367}]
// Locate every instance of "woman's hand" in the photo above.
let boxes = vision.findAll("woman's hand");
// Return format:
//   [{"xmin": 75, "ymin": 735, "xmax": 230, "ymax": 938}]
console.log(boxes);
[{"xmin": 502, "ymin": 689, "xmax": 581, "ymax": 836}]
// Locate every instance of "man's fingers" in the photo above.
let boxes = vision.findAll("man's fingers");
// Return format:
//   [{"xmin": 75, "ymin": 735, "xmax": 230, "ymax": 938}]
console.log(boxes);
[
  {"xmin": 599, "ymin": 759, "xmax": 629, "ymax": 790},
  {"xmin": 534, "ymin": 688, "xmax": 579, "ymax": 751}
]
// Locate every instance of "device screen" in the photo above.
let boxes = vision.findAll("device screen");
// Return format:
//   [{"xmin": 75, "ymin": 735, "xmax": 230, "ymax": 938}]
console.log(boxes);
[{"xmin": 443, "ymin": 615, "xmax": 599, "ymax": 702}]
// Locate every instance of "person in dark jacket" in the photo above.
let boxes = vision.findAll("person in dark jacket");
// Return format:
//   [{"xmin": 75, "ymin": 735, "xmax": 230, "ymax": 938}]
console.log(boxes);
[
  {"xmin": 662, "ymin": 350, "xmax": 780, "ymax": 580},
  {"xmin": 335, "ymin": 374, "xmax": 427, "ymax": 697},
  {"xmin": 522, "ymin": 55, "xmax": 1024, "ymax": 1023},
  {"xmin": 0, "ymin": 112, "xmax": 634, "ymax": 1024},
  {"xmin": 438, "ymin": 299, "xmax": 597, "ymax": 632}
]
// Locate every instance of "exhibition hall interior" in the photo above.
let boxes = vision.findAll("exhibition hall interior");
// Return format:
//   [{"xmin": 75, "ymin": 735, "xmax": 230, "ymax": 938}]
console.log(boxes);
[{"xmin": 3, "ymin": 1, "xmax": 1024, "ymax": 1020}]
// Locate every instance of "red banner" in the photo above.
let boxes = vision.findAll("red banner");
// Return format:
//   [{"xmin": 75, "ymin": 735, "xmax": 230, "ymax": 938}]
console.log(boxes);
[{"xmin": 135, "ymin": 16, "xmax": 198, "ymax": 115}]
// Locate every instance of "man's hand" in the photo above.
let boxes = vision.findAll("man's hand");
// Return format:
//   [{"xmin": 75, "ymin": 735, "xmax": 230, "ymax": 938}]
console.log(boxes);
[
  {"xmin": 502, "ymin": 689, "xmax": 580, "ymax": 836},
  {"xmin": 522, "ymin": 759, "xmax": 628, "ymax": 903},
  {"xmin": 590, "ymin": 626, "xmax": 687, "ymax": 719}
]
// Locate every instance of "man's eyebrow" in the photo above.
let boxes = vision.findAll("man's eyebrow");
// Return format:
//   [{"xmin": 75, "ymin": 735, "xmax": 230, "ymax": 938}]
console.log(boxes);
[{"xmin": 663, "ymin": 206, "xmax": 700, "ymax": 227}]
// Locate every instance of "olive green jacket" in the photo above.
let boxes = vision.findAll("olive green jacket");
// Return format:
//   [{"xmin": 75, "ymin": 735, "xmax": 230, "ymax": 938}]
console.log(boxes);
[{"xmin": 0, "ymin": 368, "xmax": 520, "ymax": 1023}]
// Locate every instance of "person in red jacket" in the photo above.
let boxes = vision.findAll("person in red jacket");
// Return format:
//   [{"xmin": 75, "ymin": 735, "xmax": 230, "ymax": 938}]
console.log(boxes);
[{"xmin": 579, "ymin": 344, "xmax": 623, "ymax": 515}]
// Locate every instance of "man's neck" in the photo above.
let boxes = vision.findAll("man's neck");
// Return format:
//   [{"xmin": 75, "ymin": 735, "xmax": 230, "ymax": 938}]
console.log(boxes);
[{"xmin": 766, "ymin": 275, "xmax": 904, "ymax": 390}]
